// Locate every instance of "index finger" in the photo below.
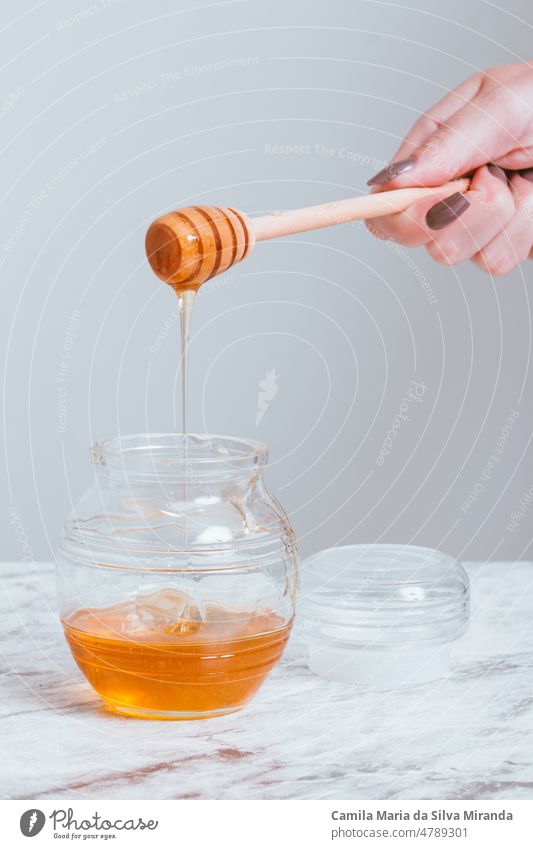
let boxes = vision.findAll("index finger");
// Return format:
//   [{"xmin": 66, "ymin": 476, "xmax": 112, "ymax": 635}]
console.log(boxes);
[{"xmin": 389, "ymin": 73, "xmax": 483, "ymax": 164}]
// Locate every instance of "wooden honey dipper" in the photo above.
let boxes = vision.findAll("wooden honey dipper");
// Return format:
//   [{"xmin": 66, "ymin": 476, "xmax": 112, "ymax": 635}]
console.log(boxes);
[{"xmin": 145, "ymin": 178, "xmax": 469, "ymax": 291}]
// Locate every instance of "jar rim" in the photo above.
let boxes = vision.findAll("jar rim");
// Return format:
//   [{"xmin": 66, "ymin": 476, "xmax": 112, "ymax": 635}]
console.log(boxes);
[{"xmin": 91, "ymin": 432, "xmax": 268, "ymax": 477}]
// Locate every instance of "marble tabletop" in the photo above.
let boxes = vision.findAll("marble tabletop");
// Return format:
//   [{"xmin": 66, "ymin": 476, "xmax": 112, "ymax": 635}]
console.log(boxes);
[{"xmin": 1, "ymin": 561, "xmax": 532, "ymax": 800}]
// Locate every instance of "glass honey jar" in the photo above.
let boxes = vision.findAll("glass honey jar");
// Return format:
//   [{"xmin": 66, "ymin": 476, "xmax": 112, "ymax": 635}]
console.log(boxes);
[{"xmin": 56, "ymin": 433, "xmax": 299, "ymax": 720}]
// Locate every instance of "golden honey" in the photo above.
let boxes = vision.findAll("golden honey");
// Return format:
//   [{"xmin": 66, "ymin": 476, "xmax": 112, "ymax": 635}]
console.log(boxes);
[{"xmin": 63, "ymin": 590, "xmax": 291, "ymax": 719}]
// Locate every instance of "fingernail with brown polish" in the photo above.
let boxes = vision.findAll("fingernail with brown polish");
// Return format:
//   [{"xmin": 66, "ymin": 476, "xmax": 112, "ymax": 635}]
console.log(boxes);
[
  {"xmin": 487, "ymin": 164, "xmax": 507, "ymax": 183},
  {"xmin": 426, "ymin": 192, "xmax": 470, "ymax": 230},
  {"xmin": 519, "ymin": 168, "xmax": 533, "ymax": 183},
  {"xmin": 367, "ymin": 156, "xmax": 417, "ymax": 186}
]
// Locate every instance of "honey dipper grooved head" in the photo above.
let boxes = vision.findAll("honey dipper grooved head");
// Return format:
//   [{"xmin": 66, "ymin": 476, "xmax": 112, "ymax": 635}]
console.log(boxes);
[{"xmin": 145, "ymin": 205, "xmax": 255, "ymax": 291}]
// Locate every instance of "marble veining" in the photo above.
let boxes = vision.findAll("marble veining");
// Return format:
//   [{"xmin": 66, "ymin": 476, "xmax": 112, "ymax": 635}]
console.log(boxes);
[{"xmin": 1, "ymin": 562, "xmax": 532, "ymax": 800}]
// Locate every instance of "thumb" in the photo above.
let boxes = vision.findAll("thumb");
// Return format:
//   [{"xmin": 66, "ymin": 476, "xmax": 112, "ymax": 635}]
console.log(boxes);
[{"xmin": 386, "ymin": 93, "xmax": 521, "ymax": 187}]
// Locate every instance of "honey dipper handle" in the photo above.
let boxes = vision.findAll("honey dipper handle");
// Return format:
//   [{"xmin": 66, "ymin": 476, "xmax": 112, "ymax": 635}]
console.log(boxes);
[{"xmin": 251, "ymin": 178, "xmax": 470, "ymax": 242}]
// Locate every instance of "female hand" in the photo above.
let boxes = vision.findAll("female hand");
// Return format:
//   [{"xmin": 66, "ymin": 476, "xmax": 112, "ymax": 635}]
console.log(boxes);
[{"xmin": 366, "ymin": 62, "xmax": 533, "ymax": 275}]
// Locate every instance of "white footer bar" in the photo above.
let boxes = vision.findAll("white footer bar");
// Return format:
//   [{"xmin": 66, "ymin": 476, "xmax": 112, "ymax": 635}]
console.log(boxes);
[{"xmin": 2, "ymin": 799, "xmax": 532, "ymax": 848}]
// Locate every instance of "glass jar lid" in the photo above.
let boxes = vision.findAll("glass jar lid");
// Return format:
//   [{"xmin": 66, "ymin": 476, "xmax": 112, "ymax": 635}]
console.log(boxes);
[
  {"xmin": 299, "ymin": 544, "xmax": 470, "ymax": 648},
  {"xmin": 297, "ymin": 544, "xmax": 470, "ymax": 687}
]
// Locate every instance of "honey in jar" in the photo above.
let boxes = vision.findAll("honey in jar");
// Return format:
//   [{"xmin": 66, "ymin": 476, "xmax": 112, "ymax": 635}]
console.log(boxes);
[{"xmin": 63, "ymin": 589, "xmax": 291, "ymax": 720}]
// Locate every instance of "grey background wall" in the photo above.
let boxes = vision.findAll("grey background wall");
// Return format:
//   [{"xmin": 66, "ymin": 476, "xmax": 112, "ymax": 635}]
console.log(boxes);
[{"xmin": 2, "ymin": 0, "xmax": 533, "ymax": 562}]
